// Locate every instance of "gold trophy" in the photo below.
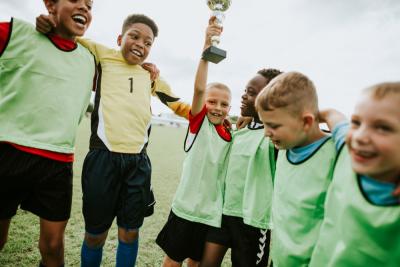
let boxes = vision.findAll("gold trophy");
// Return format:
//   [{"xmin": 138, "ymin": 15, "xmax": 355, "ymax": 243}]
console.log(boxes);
[{"xmin": 202, "ymin": 0, "xmax": 232, "ymax": 64}]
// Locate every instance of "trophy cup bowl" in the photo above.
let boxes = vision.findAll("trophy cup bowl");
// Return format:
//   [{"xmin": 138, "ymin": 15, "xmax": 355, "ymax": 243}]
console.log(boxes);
[{"xmin": 202, "ymin": 0, "xmax": 232, "ymax": 64}]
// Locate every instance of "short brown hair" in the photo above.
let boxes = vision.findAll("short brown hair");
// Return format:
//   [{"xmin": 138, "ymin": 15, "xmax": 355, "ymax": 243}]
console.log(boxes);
[
  {"xmin": 122, "ymin": 14, "xmax": 158, "ymax": 37},
  {"xmin": 364, "ymin": 82, "xmax": 400, "ymax": 100},
  {"xmin": 255, "ymin": 71, "xmax": 319, "ymax": 116}
]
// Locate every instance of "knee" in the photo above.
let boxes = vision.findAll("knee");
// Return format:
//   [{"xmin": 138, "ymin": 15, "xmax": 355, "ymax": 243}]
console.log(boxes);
[
  {"xmin": 39, "ymin": 237, "xmax": 64, "ymax": 257},
  {"xmin": 118, "ymin": 228, "xmax": 139, "ymax": 244},
  {"xmin": 84, "ymin": 231, "xmax": 107, "ymax": 248}
]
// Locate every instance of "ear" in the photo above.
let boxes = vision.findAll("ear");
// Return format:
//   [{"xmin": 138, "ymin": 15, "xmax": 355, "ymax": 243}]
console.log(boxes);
[
  {"xmin": 117, "ymin": 35, "xmax": 122, "ymax": 46},
  {"xmin": 302, "ymin": 112, "xmax": 315, "ymax": 131},
  {"xmin": 43, "ymin": 0, "xmax": 56, "ymax": 14}
]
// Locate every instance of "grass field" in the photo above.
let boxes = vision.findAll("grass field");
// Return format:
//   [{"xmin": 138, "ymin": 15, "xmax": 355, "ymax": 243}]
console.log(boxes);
[{"xmin": 0, "ymin": 117, "xmax": 232, "ymax": 266}]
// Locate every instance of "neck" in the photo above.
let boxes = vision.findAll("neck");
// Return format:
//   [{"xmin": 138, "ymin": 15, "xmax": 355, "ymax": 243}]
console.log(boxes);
[
  {"xmin": 253, "ymin": 115, "xmax": 261, "ymax": 124},
  {"xmin": 301, "ymin": 126, "xmax": 327, "ymax": 147}
]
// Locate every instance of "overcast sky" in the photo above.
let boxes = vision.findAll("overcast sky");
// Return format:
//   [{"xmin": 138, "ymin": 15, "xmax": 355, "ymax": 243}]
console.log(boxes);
[{"xmin": 1, "ymin": 0, "xmax": 400, "ymax": 116}]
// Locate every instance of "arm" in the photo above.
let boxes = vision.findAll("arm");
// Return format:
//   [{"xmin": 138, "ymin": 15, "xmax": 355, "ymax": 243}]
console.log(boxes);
[
  {"xmin": 152, "ymin": 77, "xmax": 191, "ymax": 120},
  {"xmin": 191, "ymin": 16, "xmax": 222, "ymax": 116},
  {"xmin": 319, "ymin": 108, "xmax": 349, "ymax": 151},
  {"xmin": 318, "ymin": 108, "xmax": 347, "ymax": 131}
]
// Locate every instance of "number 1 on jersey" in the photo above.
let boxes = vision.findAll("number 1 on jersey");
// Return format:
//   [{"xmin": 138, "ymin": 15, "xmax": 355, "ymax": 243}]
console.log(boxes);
[{"xmin": 129, "ymin": 77, "xmax": 133, "ymax": 93}]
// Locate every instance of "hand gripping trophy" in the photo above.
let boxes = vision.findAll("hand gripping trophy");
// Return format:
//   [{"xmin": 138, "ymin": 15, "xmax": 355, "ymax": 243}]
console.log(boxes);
[{"xmin": 202, "ymin": 0, "xmax": 232, "ymax": 64}]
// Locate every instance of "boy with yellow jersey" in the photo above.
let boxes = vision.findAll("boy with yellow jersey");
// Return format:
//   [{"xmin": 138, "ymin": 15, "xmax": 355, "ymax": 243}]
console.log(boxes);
[
  {"xmin": 310, "ymin": 83, "xmax": 400, "ymax": 267},
  {"xmin": 255, "ymin": 72, "xmax": 336, "ymax": 267},
  {"xmin": 37, "ymin": 13, "xmax": 190, "ymax": 266}
]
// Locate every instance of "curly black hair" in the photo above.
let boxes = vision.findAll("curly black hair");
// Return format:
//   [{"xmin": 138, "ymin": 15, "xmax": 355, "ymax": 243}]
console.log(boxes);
[
  {"xmin": 257, "ymin": 68, "xmax": 283, "ymax": 82},
  {"xmin": 122, "ymin": 14, "xmax": 159, "ymax": 38}
]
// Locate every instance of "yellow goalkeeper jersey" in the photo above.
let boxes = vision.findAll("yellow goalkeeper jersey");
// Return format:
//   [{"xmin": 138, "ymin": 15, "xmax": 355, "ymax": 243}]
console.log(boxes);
[{"xmin": 79, "ymin": 38, "xmax": 190, "ymax": 153}]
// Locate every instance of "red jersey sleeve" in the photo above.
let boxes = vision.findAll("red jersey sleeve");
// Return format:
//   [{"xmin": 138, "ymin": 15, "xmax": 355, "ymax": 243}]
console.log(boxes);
[
  {"xmin": 189, "ymin": 105, "xmax": 207, "ymax": 134},
  {"xmin": 0, "ymin": 22, "xmax": 11, "ymax": 55}
]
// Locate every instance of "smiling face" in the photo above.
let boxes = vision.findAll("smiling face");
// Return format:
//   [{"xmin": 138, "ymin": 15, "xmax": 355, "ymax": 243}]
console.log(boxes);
[
  {"xmin": 45, "ymin": 0, "xmax": 93, "ymax": 40},
  {"xmin": 205, "ymin": 87, "xmax": 231, "ymax": 125},
  {"xmin": 258, "ymin": 107, "xmax": 308, "ymax": 150},
  {"xmin": 117, "ymin": 23, "xmax": 154, "ymax": 65},
  {"xmin": 240, "ymin": 74, "xmax": 269, "ymax": 118},
  {"xmin": 346, "ymin": 93, "xmax": 400, "ymax": 182}
]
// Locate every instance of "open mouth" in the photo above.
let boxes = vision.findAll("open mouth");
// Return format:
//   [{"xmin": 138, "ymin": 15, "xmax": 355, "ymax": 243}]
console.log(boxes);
[
  {"xmin": 72, "ymin": 14, "xmax": 87, "ymax": 27},
  {"xmin": 130, "ymin": 49, "xmax": 143, "ymax": 58},
  {"xmin": 351, "ymin": 148, "xmax": 377, "ymax": 161}
]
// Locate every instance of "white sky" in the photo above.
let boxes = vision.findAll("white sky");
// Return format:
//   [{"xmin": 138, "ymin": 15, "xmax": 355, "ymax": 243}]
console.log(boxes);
[{"xmin": 1, "ymin": 0, "xmax": 400, "ymax": 116}]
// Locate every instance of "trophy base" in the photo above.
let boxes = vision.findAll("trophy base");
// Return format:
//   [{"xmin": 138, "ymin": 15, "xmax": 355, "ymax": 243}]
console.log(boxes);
[{"xmin": 202, "ymin": 46, "xmax": 227, "ymax": 64}]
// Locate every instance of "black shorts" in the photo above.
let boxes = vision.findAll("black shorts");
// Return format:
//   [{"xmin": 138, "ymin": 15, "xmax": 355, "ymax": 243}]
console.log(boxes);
[
  {"xmin": 0, "ymin": 143, "xmax": 73, "ymax": 221},
  {"xmin": 156, "ymin": 211, "xmax": 213, "ymax": 262},
  {"xmin": 206, "ymin": 215, "xmax": 271, "ymax": 267},
  {"xmin": 82, "ymin": 149, "xmax": 154, "ymax": 234}
]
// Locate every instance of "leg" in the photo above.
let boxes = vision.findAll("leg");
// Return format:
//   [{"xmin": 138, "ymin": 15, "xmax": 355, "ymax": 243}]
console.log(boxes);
[
  {"xmin": 162, "ymin": 255, "xmax": 182, "ymax": 267},
  {"xmin": 0, "ymin": 219, "xmax": 11, "ymax": 250},
  {"xmin": 187, "ymin": 258, "xmax": 200, "ymax": 267},
  {"xmin": 200, "ymin": 242, "xmax": 228, "ymax": 267},
  {"xmin": 38, "ymin": 218, "xmax": 68, "ymax": 267},
  {"xmin": 81, "ymin": 230, "xmax": 108, "ymax": 267},
  {"xmin": 116, "ymin": 227, "xmax": 140, "ymax": 267}
]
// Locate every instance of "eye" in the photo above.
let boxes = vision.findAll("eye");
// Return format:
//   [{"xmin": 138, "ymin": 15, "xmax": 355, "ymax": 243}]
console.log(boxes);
[
  {"xmin": 145, "ymin": 41, "xmax": 152, "ymax": 47},
  {"xmin": 350, "ymin": 118, "xmax": 360, "ymax": 128},
  {"xmin": 267, "ymin": 123, "xmax": 279, "ymax": 130},
  {"xmin": 375, "ymin": 124, "xmax": 393, "ymax": 133}
]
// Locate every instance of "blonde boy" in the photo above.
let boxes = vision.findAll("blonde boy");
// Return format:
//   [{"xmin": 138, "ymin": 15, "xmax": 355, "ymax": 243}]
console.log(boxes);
[
  {"xmin": 156, "ymin": 18, "xmax": 232, "ymax": 267},
  {"xmin": 310, "ymin": 83, "xmax": 400, "ymax": 266},
  {"xmin": 255, "ymin": 72, "xmax": 336, "ymax": 266}
]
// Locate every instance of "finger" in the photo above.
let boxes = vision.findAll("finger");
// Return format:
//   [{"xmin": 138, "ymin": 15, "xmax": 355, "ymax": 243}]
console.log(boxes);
[{"xmin": 208, "ymin": 16, "xmax": 217, "ymax": 25}]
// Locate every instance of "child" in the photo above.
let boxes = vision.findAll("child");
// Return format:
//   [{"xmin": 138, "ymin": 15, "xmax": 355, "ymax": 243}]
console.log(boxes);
[
  {"xmin": 0, "ymin": 0, "xmax": 95, "ymax": 266},
  {"xmin": 309, "ymin": 83, "xmax": 400, "ymax": 266},
  {"xmin": 156, "ymin": 17, "xmax": 232, "ymax": 267},
  {"xmin": 37, "ymin": 12, "xmax": 191, "ymax": 267},
  {"xmin": 255, "ymin": 71, "xmax": 337, "ymax": 267},
  {"xmin": 200, "ymin": 68, "xmax": 281, "ymax": 267}
]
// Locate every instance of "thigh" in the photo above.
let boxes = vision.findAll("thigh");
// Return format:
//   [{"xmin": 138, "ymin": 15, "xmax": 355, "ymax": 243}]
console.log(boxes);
[
  {"xmin": 82, "ymin": 149, "xmax": 121, "ymax": 234},
  {"xmin": 21, "ymin": 160, "xmax": 73, "ymax": 221},
  {"xmin": 230, "ymin": 218, "xmax": 270, "ymax": 267},
  {"xmin": 156, "ymin": 211, "xmax": 209, "ymax": 263},
  {"xmin": 0, "ymin": 144, "xmax": 34, "ymax": 219},
  {"xmin": 116, "ymin": 152, "xmax": 152, "ymax": 230}
]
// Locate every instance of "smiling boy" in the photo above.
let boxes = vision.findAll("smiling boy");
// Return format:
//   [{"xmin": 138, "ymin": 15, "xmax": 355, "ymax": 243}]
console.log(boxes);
[
  {"xmin": 310, "ymin": 83, "xmax": 400, "ymax": 266},
  {"xmin": 0, "ymin": 0, "xmax": 95, "ymax": 266}
]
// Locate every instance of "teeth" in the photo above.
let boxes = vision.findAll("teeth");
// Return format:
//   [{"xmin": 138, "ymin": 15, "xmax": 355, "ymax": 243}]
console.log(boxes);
[
  {"xmin": 355, "ymin": 149, "xmax": 375, "ymax": 158},
  {"xmin": 131, "ymin": 49, "xmax": 142, "ymax": 57},
  {"xmin": 72, "ymin": 15, "xmax": 86, "ymax": 25}
]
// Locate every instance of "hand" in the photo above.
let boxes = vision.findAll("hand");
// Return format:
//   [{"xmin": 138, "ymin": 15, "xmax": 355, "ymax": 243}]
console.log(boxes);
[
  {"xmin": 236, "ymin": 116, "xmax": 252, "ymax": 130},
  {"xmin": 142, "ymin": 62, "xmax": 160, "ymax": 81},
  {"xmin": 204, "ymin": 16, "xmax": 222, "ymax": 49},
  {"xmin": 223, "ymin": 118, "xmax": 232, "ymax": 130},
  {"xmin": 36, "ymin": 14, "xmax": 57, "ymax": 34}
]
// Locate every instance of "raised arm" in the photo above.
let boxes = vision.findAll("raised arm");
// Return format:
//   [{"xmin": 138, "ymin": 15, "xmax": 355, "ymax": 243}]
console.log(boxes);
[
  {"xmin": 191, "ymin": 17, "xmax": 222, "ymax": 116},
  {"xmin": 318, "ymin": 108, "xmax": 347, "ymax": 131}
]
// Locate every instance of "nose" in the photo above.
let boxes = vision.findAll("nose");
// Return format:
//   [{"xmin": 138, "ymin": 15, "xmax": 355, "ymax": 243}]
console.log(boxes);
[
  {"xmin": 264, "ymin": 128, "xmax": 272, "ymax": 138},
  {"xmin": 241, "ymin": 93, "xmax": 247, "ymax": 101},
  {"xmin": 352, "ymin": 126, "xmax": 370, "ymax": 144}
]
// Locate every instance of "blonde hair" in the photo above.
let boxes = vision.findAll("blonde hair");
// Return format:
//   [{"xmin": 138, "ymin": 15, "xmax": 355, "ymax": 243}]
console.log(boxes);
[
  {"xmin": 364, "ymin": 82, "xmax": 400, "ymax": 100},
  {"xmin": 255, "ymin": 71, "xmax": 318, "ymax": 116},
  {"xmin": 206, "ymin": 82, "xmax": 231, "ymax": 95}
]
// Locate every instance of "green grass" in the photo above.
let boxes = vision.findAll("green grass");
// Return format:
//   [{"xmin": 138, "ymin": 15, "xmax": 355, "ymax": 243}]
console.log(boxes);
[{"xmin": 0, "ymin": 118, "xmax": 232, "ymax": 266}]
